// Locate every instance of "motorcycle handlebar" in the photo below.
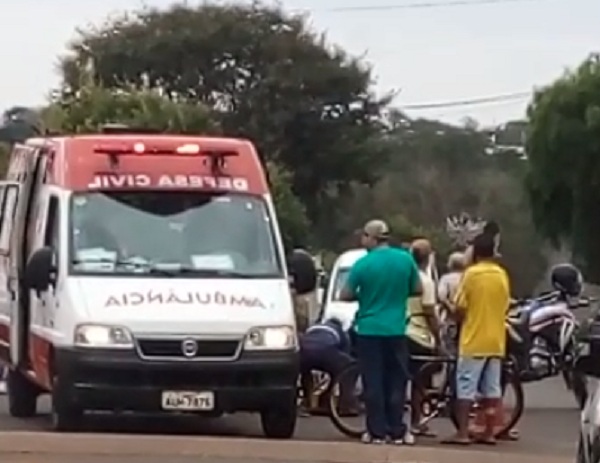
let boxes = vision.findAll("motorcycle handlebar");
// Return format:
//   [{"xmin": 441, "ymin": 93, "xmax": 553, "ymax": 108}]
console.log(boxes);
[
  {"xmin": 570, "ymin": 296, "xmax": 598, "ymax": 309},
  {"xmin": 509, "ymin": 292, "xmax": 596, "ymax": 311},
  {"xmin": 510, "ymin": 291, "xmax": 561, "ymax": 307}
]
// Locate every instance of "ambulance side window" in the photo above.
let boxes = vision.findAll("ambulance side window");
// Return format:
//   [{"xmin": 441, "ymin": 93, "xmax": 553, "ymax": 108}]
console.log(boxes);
[
  {"xmin": 0, "ymin": 186, "xmax": 19, "ymax": 254},
  {"xmin": 0, "ymin": 186, "xmax": 5, "ymax": 229},
  {"xmin": 44, "ymin": 196, "xmax": 60, "ymax": 259}
]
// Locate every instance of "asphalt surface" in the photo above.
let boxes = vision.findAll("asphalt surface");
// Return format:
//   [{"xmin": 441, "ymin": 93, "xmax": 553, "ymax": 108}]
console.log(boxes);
[{"xmin": 0, "ymin": 376, "xmax": 581, "ymax": 461}]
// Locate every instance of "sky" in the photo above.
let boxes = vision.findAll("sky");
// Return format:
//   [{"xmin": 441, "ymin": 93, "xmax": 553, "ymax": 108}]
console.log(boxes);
[{"xmin": 1, "ymin": 0, "xmax": 598, "ymax": 126}]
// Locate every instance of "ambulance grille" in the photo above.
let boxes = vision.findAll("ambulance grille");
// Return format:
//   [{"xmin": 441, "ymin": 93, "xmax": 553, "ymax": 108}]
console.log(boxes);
[{"xmin": 137, "ymin": 338, "xmax": 240, "ymax": 360}]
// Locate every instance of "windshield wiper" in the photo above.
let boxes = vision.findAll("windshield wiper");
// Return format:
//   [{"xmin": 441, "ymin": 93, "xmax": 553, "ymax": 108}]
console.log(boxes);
[
  {"xmin": 71, "ymin": 258, "xmax": 176, "ymax": 276},
  {"xmin": 160, "ymin": 267, "xmax": 270, "ymax": 278},
  {"xmin": 72, "ymin": 259, "xmax": 277, "ymax": 278},
  {"xmin": 167, "ymin": 267, "xmax": 254, "ymax": 278}
]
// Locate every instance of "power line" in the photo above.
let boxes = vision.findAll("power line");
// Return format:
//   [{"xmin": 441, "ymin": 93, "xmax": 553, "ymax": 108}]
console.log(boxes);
[
  {"xmin": 400, "ymin": 91, "xmax": 531, "ymax": 110},
  {"xmin": 320, "ymin": 0, "xmax": 557, "ymax": 12}
]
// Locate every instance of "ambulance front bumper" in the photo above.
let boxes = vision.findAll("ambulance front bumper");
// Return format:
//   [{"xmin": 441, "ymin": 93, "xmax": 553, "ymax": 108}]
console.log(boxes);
[{"xmin": 53, "ymin": 347, "xmax": 298, "ymax": 414}]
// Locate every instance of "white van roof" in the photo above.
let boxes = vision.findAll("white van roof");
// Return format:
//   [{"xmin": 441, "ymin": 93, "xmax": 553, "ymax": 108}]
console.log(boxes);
[{"xmin": 335, "ymin": 248, "xmax": 367, "ymax": 268}]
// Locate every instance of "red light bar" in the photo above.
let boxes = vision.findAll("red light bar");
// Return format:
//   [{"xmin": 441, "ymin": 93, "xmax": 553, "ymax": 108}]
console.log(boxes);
[
  {"xmin": 177, "ymin": 144, "xmax": 200, "ymax": 154},
  {"xmin": 93, "ymin": 143, "xmax": 203, "ymax": 155}
]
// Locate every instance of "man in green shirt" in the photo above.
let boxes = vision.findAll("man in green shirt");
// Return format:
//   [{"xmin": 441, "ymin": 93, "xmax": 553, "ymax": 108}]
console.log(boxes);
[{"xmin": 340, "ymin": 220, "xmax": 422, "ymax": 445}]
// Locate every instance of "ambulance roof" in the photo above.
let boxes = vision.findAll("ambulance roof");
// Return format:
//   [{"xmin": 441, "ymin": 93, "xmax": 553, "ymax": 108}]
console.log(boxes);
[{"xmin": 21, "ymin": 134, "xmax": 268, "ymax": 194}]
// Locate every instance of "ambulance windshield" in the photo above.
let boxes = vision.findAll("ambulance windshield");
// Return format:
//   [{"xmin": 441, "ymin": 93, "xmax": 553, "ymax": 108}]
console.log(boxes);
[{"xmin": 69, "ymin": 191, "xmax": 283, "ymax": 278}]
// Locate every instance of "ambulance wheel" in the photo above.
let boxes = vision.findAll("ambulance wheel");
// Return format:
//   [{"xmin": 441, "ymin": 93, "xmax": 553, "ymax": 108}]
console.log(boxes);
[
  {"xmin": 7, "ymin": 369, "xmax": 38, "ymax": 417},
  {"xmin": 51, "ymin": 374, "xmax": 82, "ymax": 431},
  {"xmin": 260, "ymin": 402, "xmax": 297, "ymax": 439}
]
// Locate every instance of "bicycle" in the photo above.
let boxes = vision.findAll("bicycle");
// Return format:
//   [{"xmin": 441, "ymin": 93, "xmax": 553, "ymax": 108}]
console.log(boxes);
[
  {"xmin": 327, "ymin": 354, "xmax": 524, "ymax": 439},
  {"xmin": 297, "ymin": 369, "xmax": 335, "ymax": 414}
]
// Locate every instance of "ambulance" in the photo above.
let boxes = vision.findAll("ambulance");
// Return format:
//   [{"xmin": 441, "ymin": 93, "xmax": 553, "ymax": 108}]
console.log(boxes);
[{"xmin": 0, "ymin": 127, "xmax": 316, "ymax": 437}]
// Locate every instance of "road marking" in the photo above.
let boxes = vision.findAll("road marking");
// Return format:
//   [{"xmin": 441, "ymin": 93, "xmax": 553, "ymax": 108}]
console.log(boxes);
[{"xmin": 0, "ymin": 432, "xmax": 572, "ymax": 463}]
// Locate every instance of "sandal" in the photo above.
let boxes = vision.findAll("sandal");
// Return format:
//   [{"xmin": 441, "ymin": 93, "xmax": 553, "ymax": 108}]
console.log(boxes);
[
  {"xmin": 498, "ymin": 429, "xmax": 520, "ymax": 441},
  {"xmin": 474, "ymin": 435, "xmax": 497, "ymax": 446},
  {"xmin": 411, "ymin": 425, "xmax": 437, "ymax": 437}
]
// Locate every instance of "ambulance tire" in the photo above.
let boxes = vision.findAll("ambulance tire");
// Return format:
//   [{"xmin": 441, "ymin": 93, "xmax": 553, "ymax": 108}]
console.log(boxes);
[
  {"xmin": 51, "ymin": 374, "xmax": 83, "ymax": 432},
  {"xmin": 260, "ymin": 401, "xmax": 297, "ymax": 439},
  {"xmin": 7, "ymin": 369, "xmax": 38, "ymax": 417}
]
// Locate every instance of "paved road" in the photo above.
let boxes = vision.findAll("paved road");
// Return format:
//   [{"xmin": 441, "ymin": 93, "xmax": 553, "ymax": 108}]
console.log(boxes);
[
  {"xmin": 0, "ymin": 376, "xmax": 581, "ymax": 460},
  {"xmin": 3, "ymin": 458, "xmax": 315, "ymax": 463}
]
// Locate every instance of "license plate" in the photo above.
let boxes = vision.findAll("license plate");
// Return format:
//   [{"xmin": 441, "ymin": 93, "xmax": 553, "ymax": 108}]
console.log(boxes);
[{"xmin": 161, "ymin": 391, "xmax": 215, "ymax": 411}]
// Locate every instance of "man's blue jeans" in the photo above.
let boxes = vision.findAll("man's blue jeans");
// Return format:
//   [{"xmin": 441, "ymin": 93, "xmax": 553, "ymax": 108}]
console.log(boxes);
[{"xmin": 355, "ymin": 334, "xmax": 410, "ymax": 440}]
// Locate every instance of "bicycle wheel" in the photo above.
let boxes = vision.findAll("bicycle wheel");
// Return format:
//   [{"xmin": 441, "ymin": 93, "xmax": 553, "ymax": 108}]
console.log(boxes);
[
  {"xmin": 410, "ymin": 360, "xmax": 451, "ymax": 429},
  {"xmin": 327, "ymin": 362, "xmax": 366, "ymax": 438},
  {"xmin": 449, "ymin": 363, "xmax": 524, "ymax": 437},
  {"xmin": 297, "ymin": 369, "xmax": 333, "ymax": 411}
]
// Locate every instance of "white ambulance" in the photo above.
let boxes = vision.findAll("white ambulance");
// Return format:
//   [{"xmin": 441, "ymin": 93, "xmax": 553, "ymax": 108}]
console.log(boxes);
[{"xmin": 0, "ymin": 128, "xmax": 316, "ymax": 437}]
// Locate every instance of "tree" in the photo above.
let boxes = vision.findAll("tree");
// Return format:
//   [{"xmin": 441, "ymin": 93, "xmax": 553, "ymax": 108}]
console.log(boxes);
[
  {"xmin": 526, "ymin": 54, "xmax": 600, "ymax": 282},
  {"xmin": 0, "ymin": 107, "xmax": 44, "ymax": 145},
  {"xmin": 332, "ymin": 114, "xmax": 546, "ymax": 295},
  {"xmin": 42, "ymin": 84, "xmax": 217, "ymax": 134},
  {"xmin": 266, "ymin": 161, "xmax": 309, "ymax": 250},
  {"xmin": 58, "ymin": 2, "xmax": 391, "ymax": 222}
]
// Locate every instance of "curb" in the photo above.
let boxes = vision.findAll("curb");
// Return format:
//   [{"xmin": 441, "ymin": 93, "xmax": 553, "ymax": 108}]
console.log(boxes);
[{"xmin": 0, "ymin": 432, "xmax": 571, "ymax": 463}]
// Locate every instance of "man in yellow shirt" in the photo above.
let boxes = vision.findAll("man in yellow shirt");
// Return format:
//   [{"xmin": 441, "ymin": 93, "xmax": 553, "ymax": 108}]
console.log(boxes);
[{"xmin": 443, "ymin": 232, "xmax": 510, "ymax": 446}]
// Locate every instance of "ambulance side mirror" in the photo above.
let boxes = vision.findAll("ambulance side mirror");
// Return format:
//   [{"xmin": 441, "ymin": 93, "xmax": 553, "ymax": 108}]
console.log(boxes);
[
  {"xmin": 25, "ymin": 247, "xmax": 55, "ymax": 293},
  {"xmin": 287, "ymin": 249, "xmax": 317, "ymax": 296}
]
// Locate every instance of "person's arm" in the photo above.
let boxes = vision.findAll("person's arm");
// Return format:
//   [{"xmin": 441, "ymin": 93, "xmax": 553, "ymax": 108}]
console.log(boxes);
[
  {"xmin": 502, "ymin": 269, "xmax": 511, "ymax": 313},
  {"xmin": 421, "ymin": 276, "xmax": 442, "ymax": 347},
  {"xmin": 464, "ymin": 244, "xmax": 474, "ymax": 266},
  {"xmin": 437, "ymin": 275, "xmax": 451, "ymax": 309},
  {"xmin": 339, "ymin": 260, "xmax": 362, "ymax": 302},
  {"xmin": 452, "ymin": 271, "xmax": 470, "ymax": 323},
  {"xmin": 409, "ymin": 258, "xmax": 423, "ymax": 297}
]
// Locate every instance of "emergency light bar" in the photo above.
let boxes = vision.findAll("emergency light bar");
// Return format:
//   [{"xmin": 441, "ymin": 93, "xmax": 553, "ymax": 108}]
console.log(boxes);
[
  {"xmin": 93, "ymin": 143, "xmax": 239, "ymax": 173},
  {"xmin": 93, "ymin": 143, "xmax": 239, "ymax": 155},
  {"xmin": 93, "ymin": 143, "xmax": 196, "ymax": 155}
]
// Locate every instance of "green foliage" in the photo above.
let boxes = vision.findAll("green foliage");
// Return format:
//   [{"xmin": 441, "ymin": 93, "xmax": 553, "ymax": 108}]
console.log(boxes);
[
  {"xmin": 58, "ymin": 1, "xmax": 391, "ymax": 221},
  {"xmin": 266, "ymin": 161, "xmax": 309, "ymax": 250},
  {"xmin": 331, "ymin": 115, "xmax": 546, "ymax": 295},
  {"xmin": 0, "ymin": 107, "xmax": 44, "ymax": 145},
  {"xmin": 527, "ymin": 54, "xmax": 600, "ymax": 281},
  {"xmin": 42, "ymin": 84, "xmax": 217, "ymax": 134}
]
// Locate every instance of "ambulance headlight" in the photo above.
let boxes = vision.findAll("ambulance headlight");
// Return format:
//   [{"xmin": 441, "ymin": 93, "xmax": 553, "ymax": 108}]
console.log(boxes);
[
  {"xmin": 74, "ymin": 324, "xmax": 134, "ymax": 348},
  {"xmin": 244, "ymin": 326, "xmax": 297, "ymax": 350}
]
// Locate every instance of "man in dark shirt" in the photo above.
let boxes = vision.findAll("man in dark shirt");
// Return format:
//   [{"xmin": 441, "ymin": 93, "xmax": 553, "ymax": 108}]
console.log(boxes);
[{"xmin": 299, "ymin": 317, "xmax": 356, "ymax": 415}]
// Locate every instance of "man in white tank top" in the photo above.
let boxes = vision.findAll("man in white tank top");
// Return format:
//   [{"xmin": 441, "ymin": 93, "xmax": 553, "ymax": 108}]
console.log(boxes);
[{"xmin": 438, "ymin": 252, "xmax": 466, "ymax": 314}]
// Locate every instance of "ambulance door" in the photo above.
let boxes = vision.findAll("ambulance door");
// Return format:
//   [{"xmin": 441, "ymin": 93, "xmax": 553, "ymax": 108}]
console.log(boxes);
[
  {"xmin": 0, "ymin": 181, "xmax": 21, "ymax": 363},
  {"xmin": 7, "ymin": 147, "xmax": 43, "ymax": 367},
  {"xmin": 28, "ymin": 191, "xmax": 59, "ymax": 387},
  {"xmin": 0, "ymin": 182, "xmax": 8, "ymax": 354}
]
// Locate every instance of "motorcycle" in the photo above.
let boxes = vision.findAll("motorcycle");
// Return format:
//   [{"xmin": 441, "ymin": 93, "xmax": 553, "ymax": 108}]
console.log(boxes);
[{"xmin": 506, "ymin": 290, "xmax": 590, "ymax": 408}]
